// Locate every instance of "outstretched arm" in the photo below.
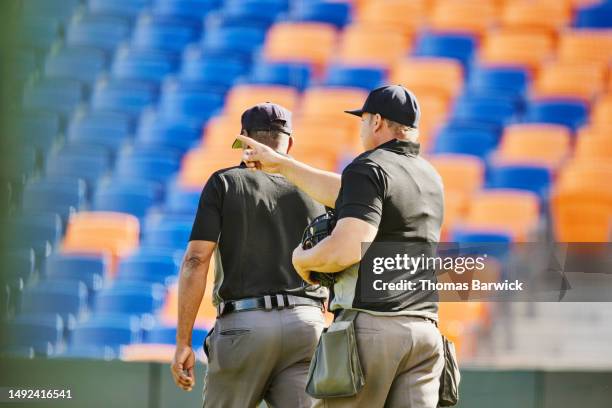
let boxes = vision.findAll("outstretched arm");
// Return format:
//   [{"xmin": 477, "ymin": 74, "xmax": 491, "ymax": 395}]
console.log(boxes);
[{"xmin": 235, "ymin": 134, "xmax": 341, "ymax": 208}]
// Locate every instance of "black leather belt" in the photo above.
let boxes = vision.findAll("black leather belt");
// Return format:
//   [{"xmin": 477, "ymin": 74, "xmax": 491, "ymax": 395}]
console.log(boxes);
[{"xmin": 217, "ymin": 294, "xmax": 323, "ymax": 317}]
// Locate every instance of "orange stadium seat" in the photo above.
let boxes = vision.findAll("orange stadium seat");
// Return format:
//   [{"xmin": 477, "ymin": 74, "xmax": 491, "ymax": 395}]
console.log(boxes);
[
  {"xmin": 223, "ymin": 85, "xmax": 300, "ymax": 116},
  {"xmin": 558, "ymin": 30, "xmax": 612, "ymax": 64},
  {"xmin": 551, "ymin": 188, "xmax": 611, "ymax": 242},
  {"xmin": 461, "ymin": 189, "xmax": 541, "ymax": 241},
  {"xmin": 178, "ymin": 146, "xmax": 243, "ymax": 189},
  {"xmin": 355, "ymin": 0, "xmax": 431, "ymax": 38},
  {"xmin": 480, "ymin": 30, "xmax": 554, "ymax": 72},
  {"xmin": 429, "ymin": 0, "xmax": 499, "ymax": 37},
  {"xmin": 591, "ymin": 93, "xmax": 612, "ymax": 126},
  {"xmin": 495, "ymin": 124, "xmax": 571, "ymax": 168},
  {"xmin": 263, "ymin": 23, "xmax": 337, "ymax": 72},
  {"xmin": 202, "ymin": 115, "xmax": 240, "ymax": 149},
  {"xmin": 416, "ymin": 93, "xmax": 451, "ymax": 148},
  {"xmin": 390, "ymin": 58, "xmax": 464, "ymax": 102},
  {"xmin": 62, "ymin": 212, "xmax": 140, "ymax": 275},
  {"xmin": 337, "ymin": 24, "xmax": 411, "ymax": 68},
  {"xmin": 557, "ymin": 161, "xmax": 612, "ymax": 201},
  {"xmin": 533, "ymin": 62, "xmax": 606, "ymax": 101},
  {"xmin": 501, "ymin": 1, "xmax": 571, "ymax": 35},
  {"xmin": 575, "ymin": 133, "xmax": 612, "ymax": 161}
]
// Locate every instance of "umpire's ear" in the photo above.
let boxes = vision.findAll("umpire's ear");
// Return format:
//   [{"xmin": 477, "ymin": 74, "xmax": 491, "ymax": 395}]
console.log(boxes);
[{"xmin": 286, "ymin": 136, "xmax": 294, "ymax": 154}]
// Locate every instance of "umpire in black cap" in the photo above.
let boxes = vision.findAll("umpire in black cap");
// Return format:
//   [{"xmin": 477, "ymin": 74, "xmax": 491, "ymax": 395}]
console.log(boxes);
[
  {"xmin": 237, "ymin": 85, "xmax": 446, "ymax": 407},
  {"xmin": 171, "ymin": 102, "xmax": 327, "ymax": 407}
]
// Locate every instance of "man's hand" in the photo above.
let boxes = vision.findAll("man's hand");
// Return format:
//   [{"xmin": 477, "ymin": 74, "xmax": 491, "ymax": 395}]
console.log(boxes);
[
  {"xmin": 235, "ymin": 134, "xmax": 288, "ymax": 173},
  {"xmin": 171, "ymin": 345, "xmax": 196, "ymax": 391},
  {"xmin": 292, "ymin": 245, "xmax": 317, "ymax": 285}
]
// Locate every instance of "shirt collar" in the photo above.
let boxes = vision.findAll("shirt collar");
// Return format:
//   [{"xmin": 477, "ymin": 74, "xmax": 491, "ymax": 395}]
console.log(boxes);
[{"xmin": 376, "ymin": 138, "xmax": 421, "ymax": 155}]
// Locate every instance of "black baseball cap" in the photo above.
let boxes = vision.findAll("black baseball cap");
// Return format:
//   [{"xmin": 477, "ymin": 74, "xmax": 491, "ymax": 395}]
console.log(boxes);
[
  {"xmin": 345, "ymin": 85, "xmax": 420, "ymax": 128},
  {"xmin": 231, "ymin": 102, "xmax": 292, "ymax": 148}
]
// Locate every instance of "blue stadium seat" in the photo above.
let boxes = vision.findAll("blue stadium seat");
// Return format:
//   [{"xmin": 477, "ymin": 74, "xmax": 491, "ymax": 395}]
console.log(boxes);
[
  {"xmin": 467, "ymin": 66, "xmax": 529, "ymax": 98},
  {"xmin": 23, "ymin": 79, "xmax": 84, "ymax": 116},
  {"xmin": 201, "ymin": 26, "xmax": 267, "ymax": 59},
  {"xmin": 18, "ymin": 16, "xmax": 61, "ymax": 50},
  {"xmin": 448, "ymin": 229, "xmax": 512, "ymax": 260},
  {"xmin": 136, "ymin": 110, "xmax": 202, "ymax": 152},
  {"xmin": 45, "ymin": 150, "xmax": 111, "ymax": 190},
  {"xmin": 144, "ymin": 219, "xmax": 192, "ymax": 251},
  {"xmin": 88, "ymin": 0, "xmax": 152, "ymax": 19},
  {"xmin": 16, "ymin": 111, "xmax": 61, "ymax": 152},
  {"xmin": 289, "ymin": 1, "xmax": 351, "ymax": 28},
  {"xmin": 117, "ymin": 252, "xmax": 178, "ymax": 285},
  {"xmin": 93, "ymin": 179, "xmax": 160, "ymax": 219},
  {"xmin": 3, "ymin": 147, "xmax": 38, "ymax": 182},
  {"xmin": 54, "ymin": 345, "xmax": 116, "ymax": 360},
  {"xmin": 216, "ymin": 0, "xmax": 289, "ymax": 29},
  {"xmin": 2, "ymin": 213, "xmax": 62, "ymax": 255},
  {"xmin": 152, "ymin": 0, "xmax": 221, "ymax": 20},
  {"xmin": 91, "ymin": 79, "xmax": 158, "ymax": 116},
  {"xmin": 114, "ymin": 152, "xmax": 180, "ymax": 184},
  {"xmin": 21, "ymin": 280, "xmax": 88, "ymax": 321},
  {"xmin": 3, "ymin": 313, "xmax": 64, "ymax": 355},
  {"xmin": 575, "ymin": 2, "xmax": 612, "ymax": 28},
  {"xmin": 323, "ymin": 65, "xmax": 385, "ymax": 91},
  {"xmin": 44, "ymin": 47, "xmax": 107, "ymax": 84},
  {"xmin": 70, "ymin": 314, "xmax": 141, "ymax": 348},
  {"xmin": 111, "ymin": 47, "xmax": 179, "ymax": 83},
  {"xmin": 67, "ymin": 110, "xmax": 133, "ymax": 151},
  {"xmin": 3, "ymin": 249, "xmax": 36, "ymax": 283},
  {"xmin": 164, "ymin": 182, "xmax": 200, "ymax": 214},
  {"xmin": 180, "ymin": 50, "xmax": 248, "ymax": 90},
  {"xmin": 45, "ymin": 253, "xmax": 107, "ymax": 294},
  {"xmin": 66, "ymin": 14, "xmax": 132, "ymax": 52},
  {"xmin": 132, "ymin": 14, "xmax": 201, "ymax": 53},
  {"xmin": 486, "ymin": 164, "xmax": 551, "ymax": 198},
  {"xmin": 159, "ymin": 80, "xmax": 225, "ymax": 122},
  {"xmin": 22, "ymin": 0, "xmax": 81, "ymax": 20},
  {"xmin": 94, "ymin": 283, "xmax": 165, "ymax": 315},
  {"xmin": 414, "ymin": 33, "xmax": 476, "ymax": 67},
  {"xmin": 452, "ymin": 95, "xmax": 518, "ymax": 127},
  {"xmin": 144, "ymin": 324, "xmax": 207, "ymax": 345},
  {"xmin": 22, "ymin": 178, "xmax": 87, "ymax": 221},
  {"xmin": 523, "ymin": 99, "xmax": 588, "ymax": 131},
  {"xmin": 432, "ymin": 123, "xmax": 499, "ymax": 158},
  {"xmin": 246, "ymin": 61, "xmax": 311, "ymax": 90}
]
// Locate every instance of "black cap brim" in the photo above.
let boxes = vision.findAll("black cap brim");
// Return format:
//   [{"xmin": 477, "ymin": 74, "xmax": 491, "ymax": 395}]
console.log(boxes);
[{"xmin": 344, "ymin": 109, "xmax": 363, "ymax": 117}]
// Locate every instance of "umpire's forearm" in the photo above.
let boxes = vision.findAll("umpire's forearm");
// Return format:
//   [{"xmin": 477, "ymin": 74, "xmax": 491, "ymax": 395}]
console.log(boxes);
[
  {"xmin": 279, "ymin": 156, "xmax": 341, "ymax": 208},
  {"xmin": 176, "ymin": 254, "xmax": 210, "ymax": 347}
]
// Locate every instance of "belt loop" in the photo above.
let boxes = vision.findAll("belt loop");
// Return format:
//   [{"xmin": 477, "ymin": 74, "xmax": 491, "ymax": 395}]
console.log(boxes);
[
  {"xmin": 287, "ymin": 295, "xmax": 296, "ymax": 308},
  {"xmin": 276, "ymin": 294, "xmax": 285, "ymax": 310},
  {"xmin": 216, "ymin": 302, "xmax": 225, "ymax": 317},
  {"xmin": 264, "ymin": 295, "xmax": 273, "ymax": 311}
]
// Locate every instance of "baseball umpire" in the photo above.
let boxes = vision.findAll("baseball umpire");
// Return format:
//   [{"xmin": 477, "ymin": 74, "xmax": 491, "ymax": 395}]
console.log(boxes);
[
  {"xmin": 237, "ymin": 85, "xmax": 446, "ymax": 407},
  {"xmin": 171, "ymin": 103, "xmax": 327, "ymax": 407}
]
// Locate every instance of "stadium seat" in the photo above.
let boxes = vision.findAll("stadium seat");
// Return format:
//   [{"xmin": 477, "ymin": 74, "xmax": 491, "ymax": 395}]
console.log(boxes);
[
  {"xmin": 164, "ymin": 182, "xmax": 201, "ymax": 214},
  {"xmin": 451, "ymin": 229, "xmax": 512, "ymax": 245},
  {"xmin": 91, "ymin": 78, "xmax": 158, "ymax": 116},
  {"xmin": 486, "ymin": 164, "xmax": 552, "ymax": 197},
  {"xmin": 355, "ymin": 0, "xmax": 430, "ymax": 37},
  {"xmin": 114, "ymin": 150, "xmax": 180, "ymax": 185},
  {"xmin": 461, "ymin": 189, "xmax": 541, "ymax": 241},
  {"xmin": 44, "ymin": 153, "xmax": 109, "ymax": 195},
  {"xmin": 117, "ymin": 251, "xmax": 178, "ymax": 285},
  {"xmin": 289, "ymin": 1, "xmax": 351, "ymax": 29},
  {"xmin": 20, "ymin": 280, "xmax": 88, "ymax": 321},
  {"xmin": 94, "ymin": 282, "xmax": 165, "ymax": 316},
  {"xmin": 575, "ymin": 2, "xmax": 612, "ymax": 28},
  {"xmin": 22, "ymin": 178, "xmax": 87, "ymax": 221},
  {"xmin": 131, "ymin": 14, "xmax": 201, "ymax": 53},
  {"xmin": 144, "ymin": 324, "xmax": 207, "ymax": 345},
  {"xmin": 224, "ymin": 84, "xmax": 299, "ymax": 115},
  {"xmin": 2, "ymin": 213, "xmax": 63, "ymax": 255},
  {"xmin": 67, "ymin": 110, "xmax": 133, "ymax": 151},
  {"xmin": 391, "ymin": 58, "xmax": 464, "ymax": 102},
  {"xmin": 337, "ymin": 24, "xmax": 410, "ymax": 68},
  {"xmin": 45, "ymin": 253, "xmax": 107, "ymax": 293},
  {"xmin": 3, "ymin": 250, "xmax": 35, "ymax": 285},
  {"xmin": 160, "ymin": 280, "xmax": 216, "ymax": 328},
  {"xmin": 557, "ymin": 161, "xmax": 612, "ymax": 202},
  {"xmin": 591, "ymin": 93, "xmax": 612, "ymax": 126},
  {"xmin": 452, "ymin": 94, "xmax": 517, "ymax": 127},
  {"xmin": 467, "ymin": 66, "xmax": 529, "ymax": 99},
  {"xmin": 496, "ymin": 124, "xmax": 571, "ymax": 168},
  {"xmin": 159, "ymin": 80, "xmax": 225, "ymax": 122},
  {"xmin": 15, "ymin": 111, "xmax": 61, "ymax": 152},
  {"xmin": 575, "ymin": 133, "xmax": 612, "ymax": 161},
  {"xmin": 18, "ymin": 16, "xmax": 61, "ymax": 50},
  {"xmin": 429, "ymin": 0, "xmax": 498, "ymax": 36},
  {"xmin": 216, "ymin": 0, "xmax": 289, "ymax": 29},
  {"xmin": 178, "ymin": 147, "xmax": 242, "ymax": 189},
  {"xmin": 143, "ymin": 219, "xmax": 192, "ymax": 251},
  {"xmin": 93, "ymin": 179, "xmax": 161, "ymax": 220},
  {"xmin": 88, "ymin": 0, "xmax": 151, "ymax": 19},
  {"xmin": 22, "ymin": 78, "xmax": 84, "ymax": 116},
  {"xmin": 3, "ymin": 313, "xmax": 64, "ymax": 355},
  {"xmin": 501, "ymin": 1, "xmax": 571, "ymax": 35},
  {"xmin": 413, "ymin": 32, "xmax": 476, "ymax": 67},
  {"xmin": 301, "ymin": 87, "xmax": 369, "ymax": 120},
  {"xmin": 479, "ymin": 30, "xmax": 554, "ymax": 71},
  {"xmin": 70, "ymin": 314, "xmax": 141, "ymax": 349},
  {"xmin": 322, "ymin": 65, "xmax": 385, "ymax": 91},
  {"xmin": 524, "ymin": 99, "xmax": 589, "ymax": 131},
  {"xmin": 533, "ymin": 62, "xmax": 606, "ymax": 101},
  {"xmin": 44, "ymin": 47, "xmax": 107, "ymax": 84},
  {"xmin": 136, "ymin": 110, "xmax": 202, "ymax": 152},
  {"xmin": 66, "ymin": 14, "xmax": 132, "ymax": 52},
  {"xmin": 201, "ymin": 26, "xmax": 267, "ymax": 59},
  {"xmin": 429, "ymin": 154, "xmax": 484, "ymax": 197},
  {"xmin": 151, "ymin": 0, "xmax": 221, "ymax": 20},
  {"xmin": 432, "ymin": 124, "xmax": 499, "ymax": 158},
  {"xmin": 54, "ymin": 345, "xmax": 116, "ymax": 360},
  {"xmin": 22, "ymin": 0, "xmax": 80, "ymax": 20},
  {"xmin": 558, "ymin": 30, "xmax": 612, "ymax": 64},
  {"xmin": 180, "ymin": 50, "xmax": 248, "ymax": 90},
  {"xmin": 551, "ymin": 188, "xmax": 611, "ymax": 242},
  {"xmin": 246, "ymin": 61, "xmax": 311, "ymax": 91},
  {"xmin": 263, "ymin": 22, "xmax": 337, "ymax": 70},
  {"xmin": 111, "ymin": 47, "xmax": 179, "ymax": 83}
]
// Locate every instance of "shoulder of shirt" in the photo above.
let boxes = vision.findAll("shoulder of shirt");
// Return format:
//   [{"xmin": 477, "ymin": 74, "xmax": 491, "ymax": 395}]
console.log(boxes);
[{"xmin": 344, "ymin": 149, "xmax": 385, "ymax": 173}]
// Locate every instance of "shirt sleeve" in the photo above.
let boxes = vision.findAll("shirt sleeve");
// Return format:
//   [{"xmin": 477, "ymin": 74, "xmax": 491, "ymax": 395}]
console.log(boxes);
[
  {"xmin": 336, "ymin": 161, "xmax": 386, "ymax": 227},
  {"xmin": 189, "ymin": 173, "xmax": 225, "ymax": 242}
]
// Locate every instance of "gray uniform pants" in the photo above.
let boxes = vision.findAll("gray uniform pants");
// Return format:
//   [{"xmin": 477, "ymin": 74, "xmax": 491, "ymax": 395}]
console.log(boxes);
[
  {"xmin": 315, "ymin": 313, "xmax": 444, "ymax": 408},
  {"xmin": 202, "ymin": 306, "xmax": 325, "ymax": 408}
]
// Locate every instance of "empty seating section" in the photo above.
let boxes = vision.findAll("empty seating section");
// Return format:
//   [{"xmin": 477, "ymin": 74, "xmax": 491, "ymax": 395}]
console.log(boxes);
[{"xmin": 4, "ymin": 0, "xmax": 612, "ymax": 360}]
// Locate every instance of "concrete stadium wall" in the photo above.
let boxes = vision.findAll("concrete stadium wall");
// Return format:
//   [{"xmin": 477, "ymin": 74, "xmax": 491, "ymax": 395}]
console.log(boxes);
[{"xmin": 0, "ymin": 358, "xmax": 610, "ymax": 408}]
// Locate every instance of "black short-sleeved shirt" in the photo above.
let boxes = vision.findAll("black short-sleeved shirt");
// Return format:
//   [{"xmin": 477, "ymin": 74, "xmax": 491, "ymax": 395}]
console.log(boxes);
[
  {"xmin": 189, "ymin": 163, "xmax": 327, "ymax": 305},
  {"xmin": 331, "ymin": 139, "xmax": 444, "ymax": 318}
]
